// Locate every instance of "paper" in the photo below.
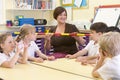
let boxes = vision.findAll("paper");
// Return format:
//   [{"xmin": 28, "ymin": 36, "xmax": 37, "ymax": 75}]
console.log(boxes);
[
  {"xmin": 74, "ymin": 0, "xmax": 82, "ymax": 8},
  {"xmin": 62, "ymin": 0, "xmax": 73, "ymax": 4}
]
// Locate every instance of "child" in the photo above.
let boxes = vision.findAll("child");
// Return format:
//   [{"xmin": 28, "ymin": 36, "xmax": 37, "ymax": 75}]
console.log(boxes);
[
  {"xmin": 15, "ymin": 24, "xmax": 55, "ymax": 63},
  {"xmin": 92, "ymin": 32, "xmax": 120, "ymax": 80},
  {"xmin": 66, "ymin": 22, "xmax": 108, "ymax": 64},
  {"xmin": 0, "ymin": 33, "xmax": 27, "ymax": 68}
]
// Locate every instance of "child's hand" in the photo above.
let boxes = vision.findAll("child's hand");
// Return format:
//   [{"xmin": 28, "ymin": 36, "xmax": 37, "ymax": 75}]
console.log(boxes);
[
  {"xmin": 23, "ymin": 42, "xmax": 29, "ymax": 49},
  {"xmin": 81, "ymin": 59, "xmax": 88, "ymax": 65},
  {"xmin": 34, "ymin": 58, "xmax": 44, "ymax": 63},
  {"xmin": 65, "ymin": 54, "xmax": 73, "ymax": 59},
  {"xmin": 47, "ymin": 56, "xmax": 55, "ymax": 61},
  {"xmin": 76, "ymin": 56, "xmax": 87, "ymax": 62},
  {"xmin": 15, "ymin": 41, "xmax": 21, "ymax": 54}
]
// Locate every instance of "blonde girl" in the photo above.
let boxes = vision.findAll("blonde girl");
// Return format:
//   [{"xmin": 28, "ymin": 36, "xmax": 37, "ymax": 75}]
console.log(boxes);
[{"xmin": 16, "ymin": 24, "xmax": 54, "ymax": 62}]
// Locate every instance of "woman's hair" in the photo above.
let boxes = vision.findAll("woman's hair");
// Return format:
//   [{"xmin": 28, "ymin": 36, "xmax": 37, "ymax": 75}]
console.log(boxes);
[
  {"xmin": 99, "ymin": 32, "xmax": 120, "ymax": 56},
  {"xmin": 90, "ymin": 22, "xmax": 108, "ymax": 33},
  {"xmin": 53, "ymin": 6, "xmax": 67, "ymax": 20},
  {"xmin": 0, "ymin": 32, "xmax": 12, "ymax": 53},
  {"xmin": 15, "ymin": 24, "xmax": 35, "ymax": 42}
]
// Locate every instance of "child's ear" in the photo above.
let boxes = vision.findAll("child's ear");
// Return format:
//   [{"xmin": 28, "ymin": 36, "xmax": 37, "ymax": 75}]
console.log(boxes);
[{"xmin": 103, "ymin": 51, "xmax": 109, "ymax": 57}]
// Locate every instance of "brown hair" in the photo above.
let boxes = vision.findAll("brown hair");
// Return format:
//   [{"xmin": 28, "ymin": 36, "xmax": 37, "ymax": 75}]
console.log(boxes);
[
  {"xmin": 15, "ymin": 24, "xmax": 35, "ymax": 42},
  {"xmin": 53, "ymin": 6, "xmax": 67, "ymax": 20},
  {"xmin": 90, "ymin": 22, "xmax": 108, "ymax": 33},
  {"xmin": 0, "ymin": 32, "xmax": 12, "ymax": 53}
]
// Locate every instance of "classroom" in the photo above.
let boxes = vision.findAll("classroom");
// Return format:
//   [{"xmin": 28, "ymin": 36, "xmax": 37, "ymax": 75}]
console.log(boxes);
[{"xmin": 0, "ymin": 0, "xmax": 120, "ymax": 80}]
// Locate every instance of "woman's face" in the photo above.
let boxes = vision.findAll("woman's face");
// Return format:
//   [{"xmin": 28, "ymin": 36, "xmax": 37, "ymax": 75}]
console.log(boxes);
[{"xmin": 56, "ymin": 11, "xmax": 67, "ymax": 24}]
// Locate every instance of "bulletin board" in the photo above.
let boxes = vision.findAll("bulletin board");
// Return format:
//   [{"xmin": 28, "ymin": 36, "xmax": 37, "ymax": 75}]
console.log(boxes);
[
  {"xmin": 61, "ymin": 0, "xmax": 88, "ymax": 9},
  {"xmin": 61, "ymin": 0, "xmax": 89, "ymax": 20},
  {"xmin": 93, "ymin": 5, "xmax": 120, "ymax": 27},
  {"xmin": 73, "ymin": 0, "xmax": 88, "ymax": 9}
]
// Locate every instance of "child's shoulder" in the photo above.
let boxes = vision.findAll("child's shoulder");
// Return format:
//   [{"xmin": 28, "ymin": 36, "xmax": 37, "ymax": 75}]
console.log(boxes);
[
  {"xmin": 88, "ymin": 40, "xmax": 95, "ymax": 44},
  {"xmin": 30, "ymin": 41, "xmax": 36, "ymax": 44},
  {"xmin": 0, "ymin": 53, "xmax": 5, "ymax": 57}
]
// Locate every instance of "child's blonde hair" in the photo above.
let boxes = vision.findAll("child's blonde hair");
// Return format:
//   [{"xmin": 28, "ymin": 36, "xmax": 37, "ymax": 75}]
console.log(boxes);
[
  {"xmin": 16, "ymin": 24, "xmax": 36, "ymax": 42},
  {"xmin": 99, "ymin": 32, "xmax": 120, "ymax": 56},
  {"xmin": 0, "ymin": 32, "xmax": 12, "ymax": 53}
]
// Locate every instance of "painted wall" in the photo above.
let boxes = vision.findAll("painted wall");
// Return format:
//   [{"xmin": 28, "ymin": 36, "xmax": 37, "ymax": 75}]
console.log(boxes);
[
  {"xmin": 56, "ymin": 0, "xmax": 120, "ymax": 21},
  {"xmin": 0, "ymin": 0, "xmax": 120, "ymax": 31},
  {"xmin": 72, "ymin": 0, "xmax": 120, "ymax": 21},
  {"xmin": 3, "ymin": 0, "xmax": 120, "ymax": 22}
]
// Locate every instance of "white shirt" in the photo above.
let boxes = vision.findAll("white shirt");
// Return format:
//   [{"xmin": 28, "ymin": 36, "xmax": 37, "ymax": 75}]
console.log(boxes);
[
  {"xmin": 84, "ymin": 40, "xmax": 99, "ymax": 56},
  {"xmin": 18, "ymin": 41, "xmax": 40, "ymax": 57},
  {"xmin": 0, "ymin": 52, "xmax": 15, "ymax": 66},
  {"xmin": 98, "ymin": 55, "xmax": 120, "ymax": 80}
]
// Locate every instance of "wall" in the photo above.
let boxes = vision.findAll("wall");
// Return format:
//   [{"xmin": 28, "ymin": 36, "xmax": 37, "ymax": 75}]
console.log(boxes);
[
  {"xmin": 0, "ymin": 0, "xmax": 120, "ymax": 31},
  {"xmin": 3, "ymin": 0, "xmax": 120, "ymax": 22},
  {"xmin": 72, "ymin": 0, "xmax": 120, "ymax": 21}
]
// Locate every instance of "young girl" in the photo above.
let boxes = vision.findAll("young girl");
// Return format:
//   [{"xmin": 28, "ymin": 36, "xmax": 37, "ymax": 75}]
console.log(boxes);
[
  {"xmin": 15, "ymin": 24, "xmax": 55, "ymax": 62},
  {"xmin": 0, "ymin": 33, "xmax": 27, "ymax": 68}
]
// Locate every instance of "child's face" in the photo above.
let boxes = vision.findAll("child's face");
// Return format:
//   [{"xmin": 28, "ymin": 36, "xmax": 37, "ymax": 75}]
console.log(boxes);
[
  {"xmin": 1, "ymin": 35, "xmax": 15, "ymax": 53},
  {"xmin": 90, "ymin": 30, "xmax": 102, "ymax": 41},
  {"xmin": 28, "ymin": 30, "xmax": 37, "ymax": 41}
]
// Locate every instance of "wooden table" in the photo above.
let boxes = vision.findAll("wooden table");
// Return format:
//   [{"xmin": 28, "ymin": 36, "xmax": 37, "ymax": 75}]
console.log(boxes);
[
  {"xmin": 32, "ymin": 58, "xmax": 95, "ymax": 79},
  {"xmin": 0, "ymin": 58, "xmax": 98, "ymax": 80}
]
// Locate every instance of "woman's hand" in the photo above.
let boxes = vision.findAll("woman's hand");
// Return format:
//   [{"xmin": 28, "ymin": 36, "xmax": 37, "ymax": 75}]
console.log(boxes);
[
  {"xmin": 65, "ymin": 54, "xmax": 74, "ymax": 59},
  {"xmin": 45, "ymin": 33, "xmax": 53, "ymax": 41}
]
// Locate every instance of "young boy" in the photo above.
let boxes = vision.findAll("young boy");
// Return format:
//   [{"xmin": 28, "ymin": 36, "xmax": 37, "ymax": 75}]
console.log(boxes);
[
  {"xmin": 92, "ymin": 32, "xmax": 120, "ymax": 80},
  {"xmin": 66, "ymin": 22, "xmax": 108, "ymax": 64}
]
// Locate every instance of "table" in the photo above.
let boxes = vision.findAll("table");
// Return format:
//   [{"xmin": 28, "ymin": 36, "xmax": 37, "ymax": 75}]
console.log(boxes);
[
  {"xmin": 0, "ymin": 58, "xmax": 98, "ymax": 80},
  {"xmin": 32, "ymin": 58, "xmax": 95, "ymax": 79}
]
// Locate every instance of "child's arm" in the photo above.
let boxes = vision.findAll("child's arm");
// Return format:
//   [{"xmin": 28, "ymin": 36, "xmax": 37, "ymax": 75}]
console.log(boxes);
[
  {"xmin": 92, "ymin": 50, "xmax": 106, "ymax": 78},
  {"xmin": 1, "ymin": 52, "xmax": 20, "ymax": 68},
  {"xmin": 28, "ymin": 56, "xmax": 44, "ymax": 63},
  {"xmin": 36, "ymin": 50, "xmax": 48, "ymax": 60},
  {"xmin": 17, "ymin": 48, "xmax": 28, "ymax": 64},
  {"xmin": 66, "ymin": 49, "xmax": 88, "ymax": 59},
  {"xmin": 86, "ymin": 55, "xmax": 98, "ymax": 60},
  {"xmin": 92, "ymin": 57, "xmax": 105, "ymax": 78},
  {"xmin": 17, "ymin": 42, "xmax": 28, "ymax": 64},
  {"xmin": 36, "ymin": 50, "xmax": 55, "ymax": 61}
]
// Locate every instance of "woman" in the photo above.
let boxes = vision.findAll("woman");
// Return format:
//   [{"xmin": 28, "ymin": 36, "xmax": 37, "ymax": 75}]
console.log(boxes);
[{"xmin": 45, "ymin": 6, "xmax": 85, "ymax": 59}]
